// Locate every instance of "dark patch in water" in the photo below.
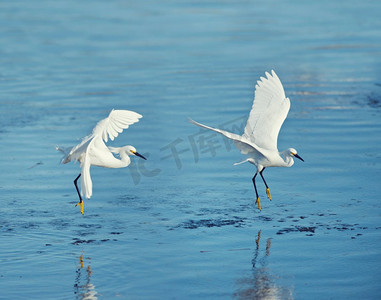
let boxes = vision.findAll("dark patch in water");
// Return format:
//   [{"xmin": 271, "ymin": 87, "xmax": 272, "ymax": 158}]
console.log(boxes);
[
  {"xmin": 367, "ymin": 94, "xmax": 381, "ymax": 108},
  {"xmin": 48, "ymin": 219, "xmax": 71, "ymax": 230},
  {"xmin": 71, "ymin": 238, "xmax": 114, "ymax": 245},
  {"xmin": 71, "ymin": 232, "xmax": 118, "ymax": 245},
  {"xmin": 21, "ymin": 222, "xmax": 40, "ymax": 229},
  {"xmin": 175, "ymin": 217, "xmax": 245, "ymax": 229},
  {"xmin": 276, "ymin": 221, "xmax": 369, "ymax": 237},
  {"xmin": 297, "ymin": 226, "xmax": 316, "ymax": 232},
  {"xmin": 78, "ymin": 223, "xmax": 102, "ymax": 229},
  {"xmin": 109, "ymin": 195, "xmax": 139, "ymax": 206},
  {"xmin": 258, "ymin": 216, "xmax": 272, "ymax": 222},
  {"xmin": 74, "ymin": 223, "xmax": 103, "ymax": 236},
  {"xmin": 71, "ymin": 239, "xmax": 96, "ymax": 245},
  {"xmin": 277, "ymin": 226, "xmax": 316, "ymax": 235},
  {"xmin": 75, "ymin": 230, "xmax": 96, "ymax": 237}
]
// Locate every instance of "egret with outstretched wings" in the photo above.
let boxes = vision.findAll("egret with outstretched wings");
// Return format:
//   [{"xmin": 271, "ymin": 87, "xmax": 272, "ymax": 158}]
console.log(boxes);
[
  {"xmin": 190, "ymin": 70, "xmax": 304, "ymax": 210},
  {"xmin": 57, "ymin": 109, "xmax": 146, "ymax": 214}
]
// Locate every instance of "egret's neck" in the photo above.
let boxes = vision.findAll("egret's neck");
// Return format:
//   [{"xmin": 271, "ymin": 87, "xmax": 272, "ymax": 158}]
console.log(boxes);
[
  {"xmin": 118, "ymin": 151, "xmax": 131, "ymax": 167},
  {"xmin": 280, "ymin": 150, "xmax": 294, "ymax": 167}
]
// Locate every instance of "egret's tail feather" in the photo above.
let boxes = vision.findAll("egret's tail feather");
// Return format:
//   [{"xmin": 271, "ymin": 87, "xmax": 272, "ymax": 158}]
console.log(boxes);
[
  {"xmin": 233, "ymin": 159, "xmax": 250, "ymax": 166},
  {"xmin": 56, "ymin": 146, "xmax": 72, "ymax": 164},
  {"xmin": 55, "ymin": 145, "xmax": 65, "ymax": 153}
]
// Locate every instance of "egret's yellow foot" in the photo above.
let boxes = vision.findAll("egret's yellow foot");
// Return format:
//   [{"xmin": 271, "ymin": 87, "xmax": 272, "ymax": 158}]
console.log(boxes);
[
  {"xmin": 266, "ymin": 188, "xmax": 272, "ymax": 201},
  {"xmin": 76, "ymin": 201, "xmax": 84, "ymax": 215},
  {"xmin": 256, "ymin": 230, "xmax": 261, "ymax": 247},
  {"xmin": 79, "ymin": 255, "xmax": 84, "ymax": 268},
  {"xmin": 256, "ymin": 197, "xmax": 261, "ymax": 210}
]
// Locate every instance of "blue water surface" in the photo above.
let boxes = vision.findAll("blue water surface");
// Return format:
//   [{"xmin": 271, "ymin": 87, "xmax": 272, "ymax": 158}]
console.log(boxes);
[{"xmin": 1, "ymin": 1, "xmax": 381, "ymax": 299}]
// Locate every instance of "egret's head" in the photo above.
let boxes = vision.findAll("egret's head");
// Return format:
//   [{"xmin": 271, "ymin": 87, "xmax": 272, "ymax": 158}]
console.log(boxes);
[
  {"xmin": 289, "ymin": 148, "xmax": 304, "ymax": 162},
  {"xmin": 125, "ymin": 146, "xmax": 147, "ymax": 160}
]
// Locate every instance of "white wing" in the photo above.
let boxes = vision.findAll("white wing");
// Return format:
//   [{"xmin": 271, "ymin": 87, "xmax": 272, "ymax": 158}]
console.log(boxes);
[
  {"xmin": 243, "ymin": 70, "xmax": 290, "ymax": 151},
  {"xmin": 92, "ymin": 109, "xmax": 142, "ymax": 142},
  {"xmin": 61, "ymin": 109, "xmax": 142, "ymax": 164},
  {"xmin": 189, "ymin": 119, "xmax": 264, "ymax": 156}
]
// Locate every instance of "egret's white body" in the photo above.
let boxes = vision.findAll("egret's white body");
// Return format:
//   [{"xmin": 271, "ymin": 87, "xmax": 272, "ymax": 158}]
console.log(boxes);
[
  {"xmin": 57, "ymin": 109, "xmax": 146, "ymax": 214},
  {"xmin": 190, "ymin": 70, "xmax": 304, "ymax": 210}
]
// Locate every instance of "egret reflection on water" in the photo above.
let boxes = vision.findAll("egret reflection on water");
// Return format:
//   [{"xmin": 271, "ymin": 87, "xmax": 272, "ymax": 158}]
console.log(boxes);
[
  {"xmin": 74, "ymin": 254, "xmax": 97, "ymax": 300},
  {"xmin": 57, "ymin": 109, "xmax": 147, "ymax": 215},
  {"xmin": 234, "ymin": 231, "xmax": 293, "ymax": 300},
  {"xmin": 190, "ymin": 70, "xmax": 304, "ymax": 210}
]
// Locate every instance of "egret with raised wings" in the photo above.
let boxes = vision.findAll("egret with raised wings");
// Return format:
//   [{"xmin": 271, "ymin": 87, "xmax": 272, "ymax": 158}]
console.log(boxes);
[
  {"xmin": 190, "ymin": 70, "xmax": 304, "ymax": 210},
  {"xmin": 57, "ymin": 109, "xmax": 146, "ymax": 215}
]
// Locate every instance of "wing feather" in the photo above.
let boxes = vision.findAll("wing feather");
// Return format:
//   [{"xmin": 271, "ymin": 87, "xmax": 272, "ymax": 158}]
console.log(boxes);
[
  {"xmin": 243, "ymin": 70, "xmax": 290, "ymax": 150},
  {"xmin": 92, "ymin": 109, "xmax": 142, "ymax": 143},
  {"xmin": 189, "ymin": 119, "xmax": 265, "ymax": 156},
  {"xmin": 111, "ymin": 122, "xmax": 123, "ymax": 133},
  {"xmin": 107, "ymin": 125, "xmax": 118, "ymax": 141},
  {"xmin": 61, "ymin": 109, "xmax": 142, "ymax": 164}
]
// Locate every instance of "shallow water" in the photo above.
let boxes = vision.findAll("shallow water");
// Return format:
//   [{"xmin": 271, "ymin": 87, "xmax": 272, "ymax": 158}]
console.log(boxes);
[{"xmin": 1, "ymin": 1, "xmax": 381, "ymax": 299}]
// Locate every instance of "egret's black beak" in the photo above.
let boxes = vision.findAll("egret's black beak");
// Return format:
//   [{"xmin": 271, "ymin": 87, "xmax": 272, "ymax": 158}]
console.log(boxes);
[
  {"xmin": 294, "ymin": 153, "xmax": 304, "ymax": 162},
  {"xmin": 135, "ymin": 151, "xmax": 147, "ymax": 160}
]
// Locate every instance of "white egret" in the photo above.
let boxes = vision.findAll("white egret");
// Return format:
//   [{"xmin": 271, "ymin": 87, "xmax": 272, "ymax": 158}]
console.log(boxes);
[
  {"xmin": 190, "ymin": 70, "xmax": 304, "ymax": 210},
  {"xmin": 57, "ymin": 109, "xmax": 146, "ymax": 215}
]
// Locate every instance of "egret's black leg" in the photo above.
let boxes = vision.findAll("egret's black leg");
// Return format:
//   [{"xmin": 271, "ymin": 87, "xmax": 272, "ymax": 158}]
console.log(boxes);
[
  {"xmin": 252, "ymin": 173, "xmax": 261, "ymax": 210},
  {"xmin": 74, "ymin": 174, "xmax": 82, "ymax": 202},
  {"xmin": 259, "ymin": 168, "xmax": 272, "ymax": 200},
  {"xmin": 259, "ymin": 168, "xmax": 268, "ymax": 188},
  {"xmin": 74, "ymin": 173, "xmax": 84, "ymax": 215},
  {"xmin": 252, "ymin": 173, "xmax": 259, "ymax": 198}
]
